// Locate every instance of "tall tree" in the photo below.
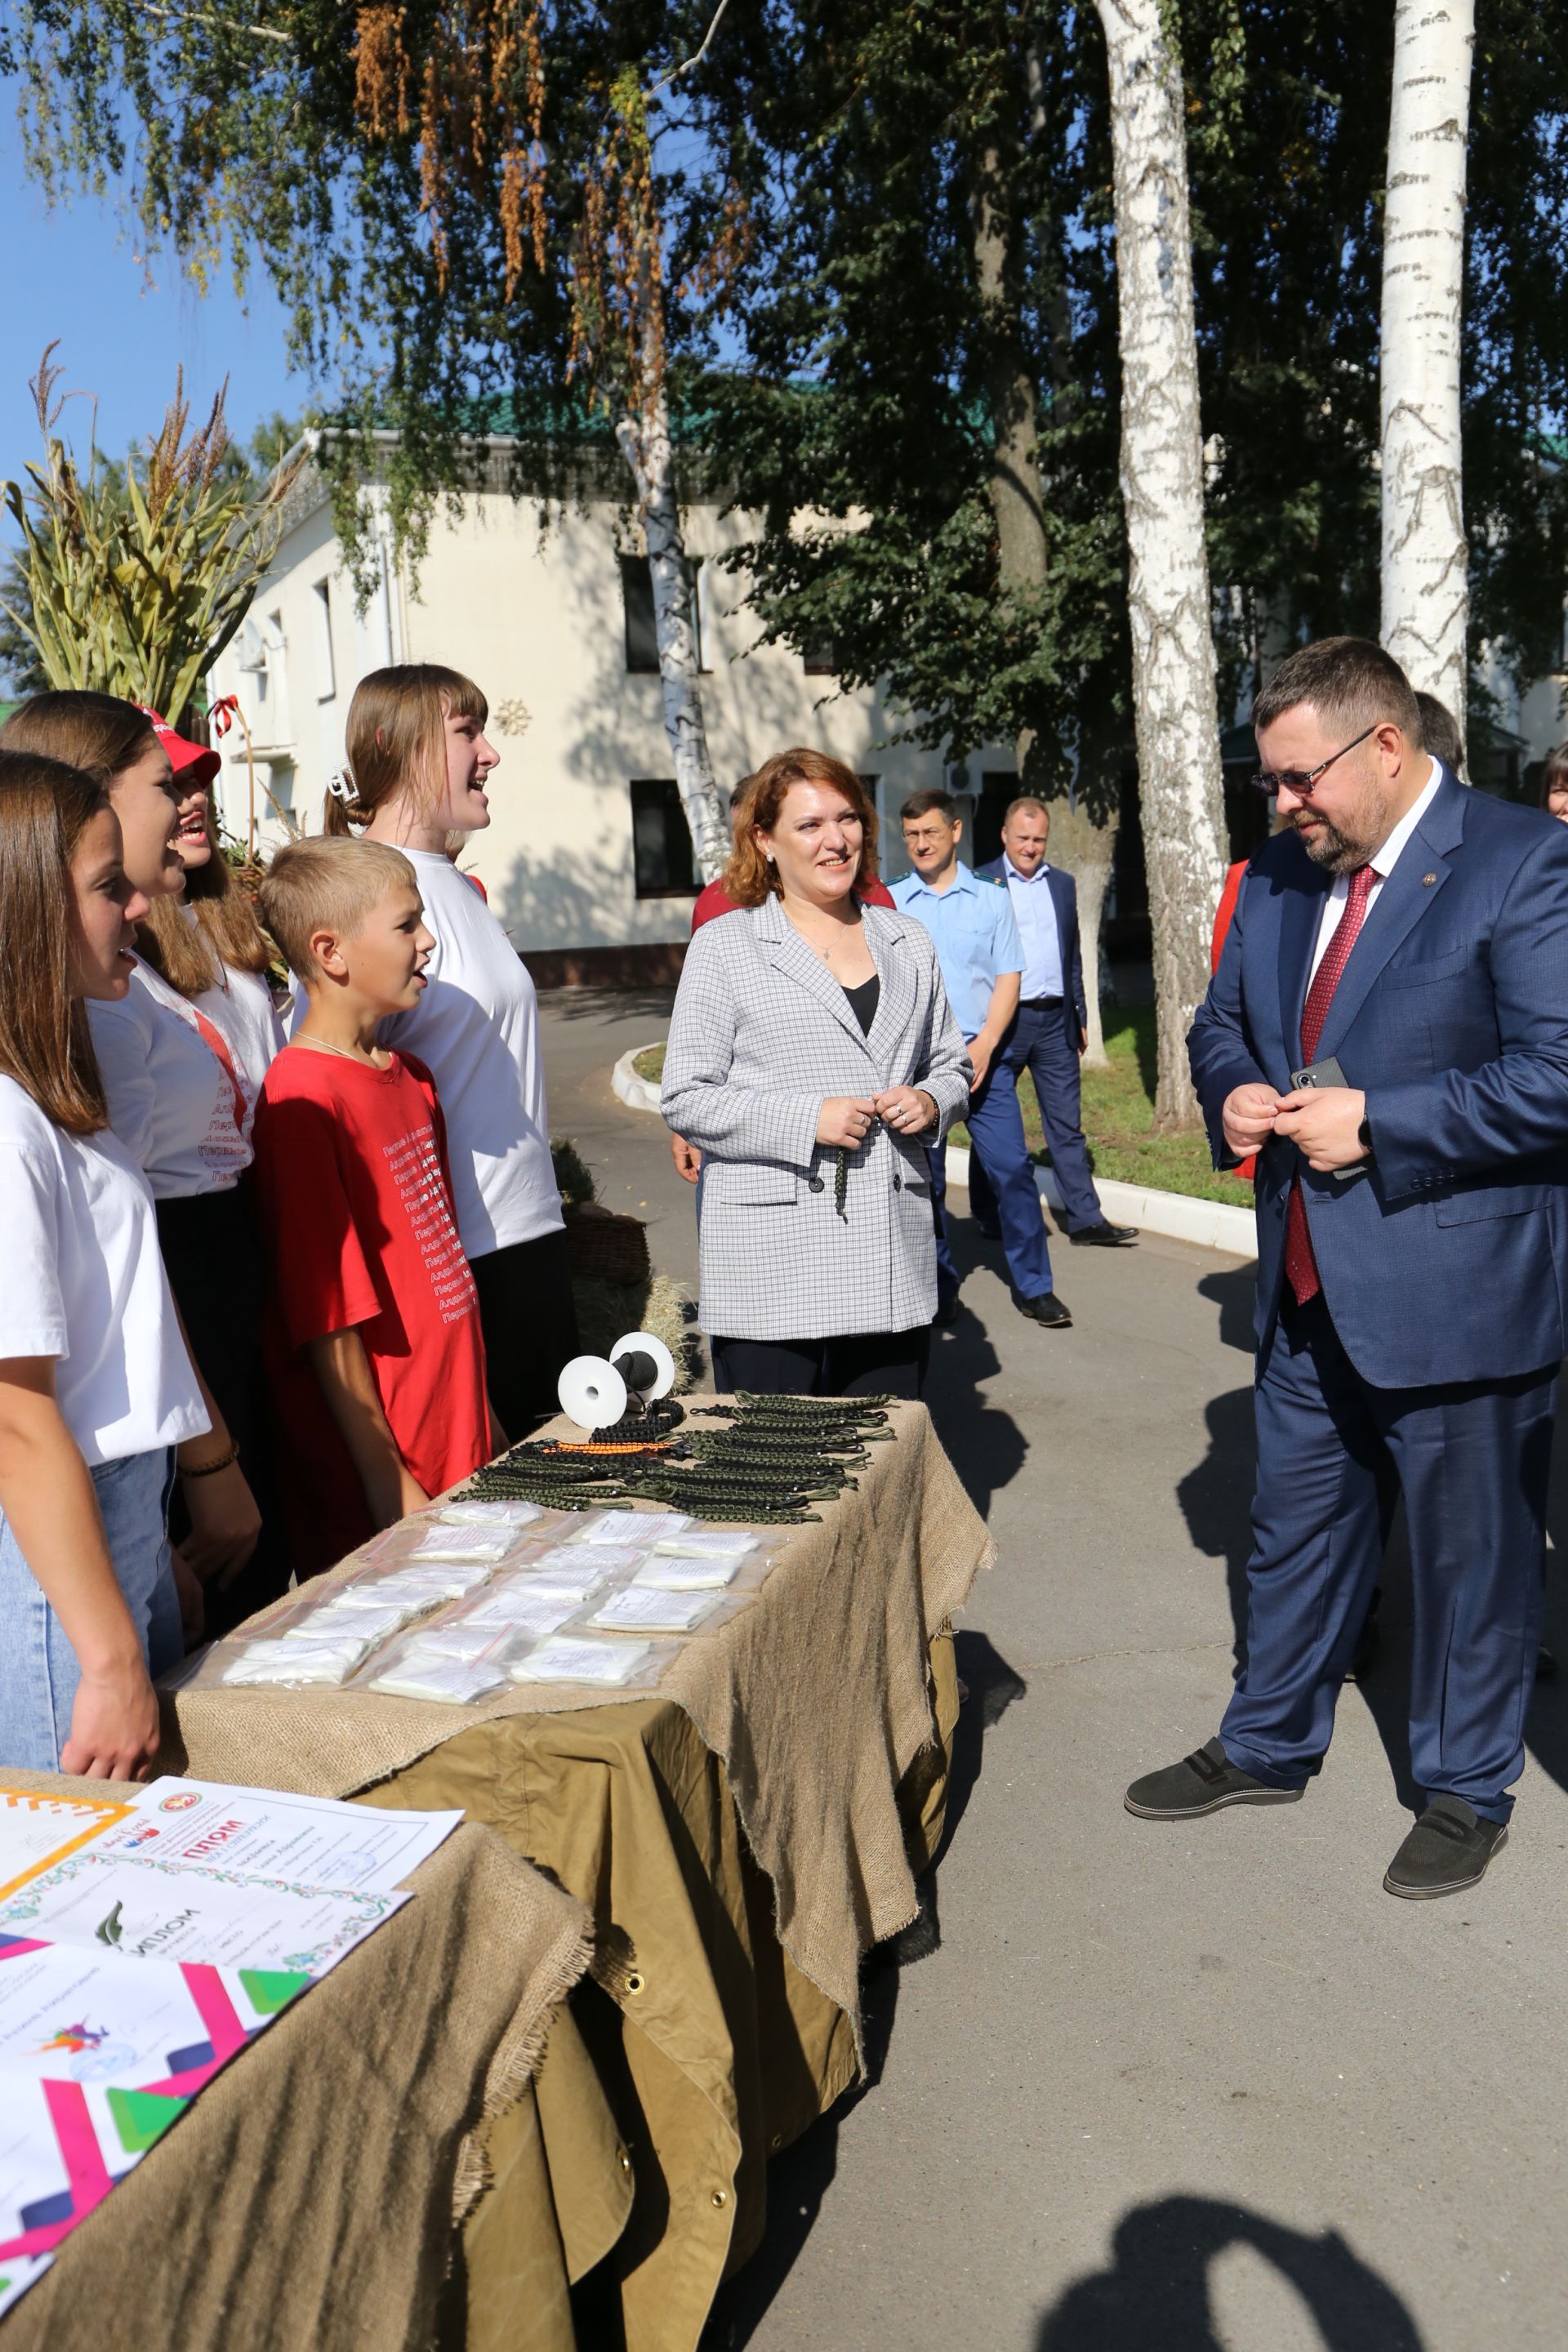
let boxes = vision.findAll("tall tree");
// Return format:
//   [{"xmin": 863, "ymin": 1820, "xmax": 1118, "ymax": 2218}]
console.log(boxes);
[
  {"xmin": 1380, "ymin": 0, "xmax": 1476, "ymax": 731},
  {"xmin": 1094, "ymin": 0, "xmax": 1227, "ymax": 1129},
  {"xmin": 693, "ymin": 4, "xmax": 1131, "ymax": 1064},
  {"xmin": 5, "ymin": 2, "xmax": 742, "ymax": 875}
]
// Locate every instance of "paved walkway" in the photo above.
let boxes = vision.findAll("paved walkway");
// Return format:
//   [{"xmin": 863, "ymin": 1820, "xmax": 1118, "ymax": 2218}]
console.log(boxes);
[{"xmin": 541, "ymin": 991, "xmax": 1568, "ymax": 2352}]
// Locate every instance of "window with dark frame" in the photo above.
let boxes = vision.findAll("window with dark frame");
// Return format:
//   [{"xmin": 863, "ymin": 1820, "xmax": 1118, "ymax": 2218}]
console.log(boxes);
[
  {"xmin": 803, "ymin": 633, "xmax": 836, "ymax": 675},
  {"xmin": 630, "ymin": 779, "xmax": 697, "ymax": 898},
  {"xmin": 620, "ymin": 555, "xmax": 706, "ymax": 673}
]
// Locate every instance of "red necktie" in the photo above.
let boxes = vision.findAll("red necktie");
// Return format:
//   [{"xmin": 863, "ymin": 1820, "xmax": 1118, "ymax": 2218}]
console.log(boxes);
[{"xmin": 1283, "ymin": 863, "xmax": 1375, "ymax": 1305}]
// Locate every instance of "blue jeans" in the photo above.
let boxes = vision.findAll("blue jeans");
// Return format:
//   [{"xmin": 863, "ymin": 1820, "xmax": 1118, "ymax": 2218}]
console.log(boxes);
[
  {"xmin": 0, "ymin": 1448, "xmax": 179, "ymax": 1771},
  {"xmin": 929, "ymin": 1041, "xmax": 1054, "ymax": 1307},
  {"xmin": 969, "ymin": 1000, "xmax": 1102, "ymax": 1233}
]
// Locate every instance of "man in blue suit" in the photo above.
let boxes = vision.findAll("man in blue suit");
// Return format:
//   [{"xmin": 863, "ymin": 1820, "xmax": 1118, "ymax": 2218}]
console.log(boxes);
[
  {"xmin": 1126, "ymin": 636, "xmax": 1568, "ymax": 1898},
  {"xmin": 974, "ymin": 801, "xmax": 1136, "ymax": 1248}
]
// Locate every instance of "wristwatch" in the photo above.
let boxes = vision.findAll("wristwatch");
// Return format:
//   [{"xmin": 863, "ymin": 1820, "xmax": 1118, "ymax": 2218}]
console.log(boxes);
[{"xmin": 1357, "ymin": 1113, "xmax": 1374, "ymax": 1161}]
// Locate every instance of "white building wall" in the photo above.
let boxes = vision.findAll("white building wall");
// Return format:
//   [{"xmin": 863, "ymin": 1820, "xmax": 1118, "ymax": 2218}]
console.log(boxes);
[{"xmin": 208, "ymin": 466, "xmax": 1003, "ymax": 957}]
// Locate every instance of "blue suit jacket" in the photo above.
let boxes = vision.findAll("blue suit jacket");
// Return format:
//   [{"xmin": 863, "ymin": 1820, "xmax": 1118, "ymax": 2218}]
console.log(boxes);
[
  {"xmin": 1189, "ymin": 768, "xmax": 1568, "ymax": 1387},
  {"xmin": 975, "ymin": 857, "xmax": 1088, "ymax": 1049}
]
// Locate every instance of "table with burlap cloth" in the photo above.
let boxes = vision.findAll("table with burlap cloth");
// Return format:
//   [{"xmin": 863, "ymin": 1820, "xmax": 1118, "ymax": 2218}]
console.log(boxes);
[
  {"xmin": 163, "ymin": 1399, "xmax": 992, "ymax": 2352},
  {"xmin": 0, "ymin": 1774, "xmax": 626, "ymax": 2352}
]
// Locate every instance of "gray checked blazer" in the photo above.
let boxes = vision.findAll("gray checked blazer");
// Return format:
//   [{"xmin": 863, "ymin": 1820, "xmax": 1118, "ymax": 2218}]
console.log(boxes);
[{"xmin": 662, "ymin": 894, "xmax": 973, "ymax": 1341}]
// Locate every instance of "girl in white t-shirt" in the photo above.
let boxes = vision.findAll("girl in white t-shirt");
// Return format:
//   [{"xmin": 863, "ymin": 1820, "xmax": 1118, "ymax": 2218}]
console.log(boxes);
[
  {"xmin": 0, "ymin": 748, "xmax": 208, "ymax": 1774},
  {"xmin": 1, "ymin": 696, "xmax": 270, "ymax": 1634},
  {"xmin": 326, "ymin": 664, "xmax": 577, "ymax": 1433}
]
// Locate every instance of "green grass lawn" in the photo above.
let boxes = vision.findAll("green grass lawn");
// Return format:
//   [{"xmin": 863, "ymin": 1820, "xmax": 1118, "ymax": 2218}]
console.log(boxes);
[{"xmin": 633, "ymin": 1011, "xmax": 1252, "ymax": 1209}]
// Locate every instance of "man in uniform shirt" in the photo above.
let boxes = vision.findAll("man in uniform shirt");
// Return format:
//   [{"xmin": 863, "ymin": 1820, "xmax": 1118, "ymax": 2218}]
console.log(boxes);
[
  {"xmin": 974, "ymin": 799, "xmax": 1137, "ymax": 1249},
  {"xmin": 892, "ymin": 790, "xmax": 1071, "ymax": 1329}
]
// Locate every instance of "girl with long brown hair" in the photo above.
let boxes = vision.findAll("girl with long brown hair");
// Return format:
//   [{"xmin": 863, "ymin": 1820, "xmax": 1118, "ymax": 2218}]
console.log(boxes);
[
  {"xmin": 0, "ymin": 749, "xmax": 208, "ymax": 1772},
  {"xmin": 327, "ymin": 663, "xmax": 577, "ymax": 1433},
  {"xmin": 0, "ymin": 693, "xmax": 271, "ymax": 1632}
]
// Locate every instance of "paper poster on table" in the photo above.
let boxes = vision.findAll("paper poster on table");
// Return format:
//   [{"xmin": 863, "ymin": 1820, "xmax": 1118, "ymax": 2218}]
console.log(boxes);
[
  {"xmin": 93, "ymin": 1778, "xmax": 462, "ymax": 1898},
  {"xmin": 0, "ymin": 1778, "xmax": 461, "ymax": 2317},
  {"xmin": 0, "ymin": 1786, "xmax": 135, "ymax": 1902},
  {"xmin": 0, "ymin": 1936, "xmax": 312, "ymax": 2283}
]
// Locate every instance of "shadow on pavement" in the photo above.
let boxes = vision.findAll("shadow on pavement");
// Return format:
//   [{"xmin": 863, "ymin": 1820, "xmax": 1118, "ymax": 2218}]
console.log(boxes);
[
  {"xmin": 1196, "ymin": 1263, "xmax": 1258, "ymax": 1356},
  {"xmin": 541, "ymin": 984, "xmax": 677, "ymax": 1024},
  {"xmin": 697, "ymin": 1631, "xmax": 1027, "ymax": 2351},
  {"xmin": 1174, "ymin": 1384, "xmax": 1256, "ymax": 1668},
  {"xmin": 1034, "ymin": 2195, "xmax": 1426, "ymax": 2350},
  {"xmin": 924, "ymin": 1221, "xmax": 1029, "ymax": 1517}
]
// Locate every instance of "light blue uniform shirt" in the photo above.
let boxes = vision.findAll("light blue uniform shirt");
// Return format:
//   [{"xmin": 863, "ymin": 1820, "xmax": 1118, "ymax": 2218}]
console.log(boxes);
[
  {"xmin": 999, "ymin": 857, "xmax": 1064, "ymax": 1001},
  {"xmin": 890, "ymin": 863, "xmax": 1023, "ymax": 1041}
]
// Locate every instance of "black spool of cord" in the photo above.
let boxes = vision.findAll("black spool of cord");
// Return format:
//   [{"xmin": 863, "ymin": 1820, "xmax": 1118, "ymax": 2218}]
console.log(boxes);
[{"xmin": 611, "ymin": 1348, "xmax": 662, "ymax": 1397}]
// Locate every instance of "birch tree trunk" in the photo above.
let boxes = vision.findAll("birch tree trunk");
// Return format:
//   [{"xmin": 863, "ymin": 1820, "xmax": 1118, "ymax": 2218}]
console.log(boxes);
[
  {"xmin": 1094, "ymin": 0, "xmax": 1228, "ymax": 1131},
  {"xmin": 1379, "ymin": 0, "xmax": 1474, "ymax": 737},
  {"xmin": 971, "ymin": 139, "xmax": 1117, "ymax": 1066},
  {"xmin": 614, "ymin": 376, "xmax": 730, "ymax": 883}
]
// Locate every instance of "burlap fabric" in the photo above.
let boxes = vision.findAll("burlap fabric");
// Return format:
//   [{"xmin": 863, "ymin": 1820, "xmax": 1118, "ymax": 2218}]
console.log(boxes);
[
  {"xmin": 166, "ymin": 1400, "xmax": 992, "ymax": 2044},
  {"xmin": 0, "ymin": 1778, "xmax": 609, "ymax": 2352},
  {"xmin": 363, "ymin": 1633, "xmax": 959, "ymax": 2352}
]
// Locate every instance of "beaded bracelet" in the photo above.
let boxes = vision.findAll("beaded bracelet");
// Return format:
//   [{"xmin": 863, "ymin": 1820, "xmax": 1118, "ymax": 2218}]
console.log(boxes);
[{"xmin": 180, "ymin": 1441, "xmax": 240, "ymax": 1479}]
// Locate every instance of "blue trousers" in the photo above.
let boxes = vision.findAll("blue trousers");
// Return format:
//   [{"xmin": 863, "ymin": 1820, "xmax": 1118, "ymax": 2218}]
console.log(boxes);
[
  {"xmin": 929, "ymin": 1044, "xmax": 1054, "ymax": 1305},
  {"xmin": 969, "ymin": 1000, "xmax": 1102, "ymax": 1234},
  {"xmin": 0, "ymin": 1447, "xmax": 180, "ymax": 1771},
  {"xmin": 1221, "ymin": 1293, "xmax": 1555, "ymax": 1824}
]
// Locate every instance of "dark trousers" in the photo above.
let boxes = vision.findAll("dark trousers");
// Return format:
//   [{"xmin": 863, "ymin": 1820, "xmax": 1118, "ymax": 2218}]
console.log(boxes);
[
  {"xmin": 157, "ymin": 1182, "xmax": 289, "ymax": 1633},
  {"xmin": 929, "ymin": 1045, "xmax": 1054, "ymax": 1307},
  {"xmin": 471, "ymin": 1227, "xmax": 581, "ymax": 1437},
  {"xmin": 1221, "ymin": 1290, "xmax": 1555, "ymax": 1824},
  {"xmin": 710, "ymin": 1329, "xmax": 930, "ymax": 1401},
  {"xmin": 969, "ymin": 999, "xmax": 1101, "ymax": 1235}
]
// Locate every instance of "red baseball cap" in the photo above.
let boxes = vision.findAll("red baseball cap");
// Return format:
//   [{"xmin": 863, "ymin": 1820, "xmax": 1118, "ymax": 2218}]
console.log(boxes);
[{"xmin": 135, "ymin": 706, "xmax": 220, "ymax": 791}]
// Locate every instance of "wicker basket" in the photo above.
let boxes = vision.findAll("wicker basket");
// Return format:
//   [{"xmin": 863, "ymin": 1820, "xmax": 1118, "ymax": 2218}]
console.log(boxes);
[{"xmin": 562, "ymin": 1202, "xmax": 652, "ymax": 1285}]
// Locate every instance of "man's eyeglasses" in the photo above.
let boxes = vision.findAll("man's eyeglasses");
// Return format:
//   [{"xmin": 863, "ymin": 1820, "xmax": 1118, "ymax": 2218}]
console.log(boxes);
[{"xmin": 1250, "ymin": 724, "xmax": 1377, "ymax": 800}]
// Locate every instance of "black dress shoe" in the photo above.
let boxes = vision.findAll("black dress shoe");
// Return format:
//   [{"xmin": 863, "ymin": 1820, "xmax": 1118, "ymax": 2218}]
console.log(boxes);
[
  {"xmin": 1069, "ymin": 1220, "xmax": 1138, "ymax": 1246},
  {"xmin": 1383, "ymin": 1797, "xmax": 1506, "ymax": 1900},
  {"xmin": 1016, "ymin": 1290, "xmax": 1072, "ymax": 1328},
  {"xmin": 1125, "ymin": 1737, "xmax": 1305, "ymax": 1820}
]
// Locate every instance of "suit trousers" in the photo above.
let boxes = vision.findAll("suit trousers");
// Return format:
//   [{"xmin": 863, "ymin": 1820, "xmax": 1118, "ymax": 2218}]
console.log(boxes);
[
  {"xmin": 928, "ymin": 1046, "xmax": 1054, "ymax": 1306},
  {"xmin": 969, "ymin": 1000, "xmax": 1102, "ymax": 1234},
  {"xmin": 1220, "ymin": 1290, "xmax": 1556, "ymax": 1824}
]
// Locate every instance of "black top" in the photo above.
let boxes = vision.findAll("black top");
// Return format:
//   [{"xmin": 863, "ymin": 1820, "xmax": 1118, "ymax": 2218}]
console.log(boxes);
[{"xmin": 841, "ymin": 974, "xmax": 880, "ymax": 1035}]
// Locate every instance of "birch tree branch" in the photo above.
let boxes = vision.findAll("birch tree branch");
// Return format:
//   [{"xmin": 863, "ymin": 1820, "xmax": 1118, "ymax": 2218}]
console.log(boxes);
[{"xmin": 647, "ymin": 0, "xmax": 734, "ymax": 103}]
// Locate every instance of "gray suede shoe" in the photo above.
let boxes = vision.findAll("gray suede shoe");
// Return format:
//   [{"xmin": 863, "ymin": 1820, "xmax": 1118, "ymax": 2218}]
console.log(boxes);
[
  {"xmin": 1383, "ymin": 1797, "xmax": 1507, "ymax": 1900},
  {"xmin": 1125, "ymin": 1738, "xmax": 1306, "ymax": 1820}
]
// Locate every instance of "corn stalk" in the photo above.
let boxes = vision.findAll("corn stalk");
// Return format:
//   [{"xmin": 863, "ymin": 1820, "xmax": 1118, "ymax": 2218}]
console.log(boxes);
[{"xmin": 1, "ymin": 346, "xmax": 300, "ymax": 720}]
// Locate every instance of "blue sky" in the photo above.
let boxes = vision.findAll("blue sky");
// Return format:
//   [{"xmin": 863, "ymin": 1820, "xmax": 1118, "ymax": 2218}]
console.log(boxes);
[{"xmin": 1, "ymin": 91, "xmax": 310, "ymax": 497}]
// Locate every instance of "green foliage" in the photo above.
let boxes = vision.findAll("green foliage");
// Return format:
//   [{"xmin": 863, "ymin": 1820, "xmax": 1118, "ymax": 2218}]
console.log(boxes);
[
  {"xmin": 6, "ymin": 0, "xmax": 1566, "ymax": 742},
  {"xmin": 954, "ymin": 1004, "xmax": 1255, "ymax": 1207},
  {"xmin": 688, "ymin": 3, "xmax": 1129, "ymax": 806},
  {"xmin": 550, "ymin": 1134, "xmax": 598, "ymax": 1208},
  {"xmin": 1, "ymin": 350, "xmax": 301, "ymax": 717}
]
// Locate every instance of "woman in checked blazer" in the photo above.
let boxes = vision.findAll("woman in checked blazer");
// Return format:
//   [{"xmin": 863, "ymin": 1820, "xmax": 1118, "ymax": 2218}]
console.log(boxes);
[{"xmin": 662, "ymin": 748, "xmax": 972, "ymax": 1397}]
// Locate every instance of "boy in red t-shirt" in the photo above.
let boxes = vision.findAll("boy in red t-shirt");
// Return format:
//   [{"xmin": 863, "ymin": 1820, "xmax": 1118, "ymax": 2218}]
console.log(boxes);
[{"xmin": 254, "ymin": 838, "xmax": 497, "ymax": 1575}]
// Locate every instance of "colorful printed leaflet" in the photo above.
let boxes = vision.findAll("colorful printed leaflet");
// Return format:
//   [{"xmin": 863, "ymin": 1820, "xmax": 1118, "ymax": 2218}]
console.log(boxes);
[
  {"xmin": 0, "ymin": 1942, "xmax": 311, "ymax": 2316},
  {"xmin": 0, "ymin": 1780, "xmax": 459, "ymax": 2319}
]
